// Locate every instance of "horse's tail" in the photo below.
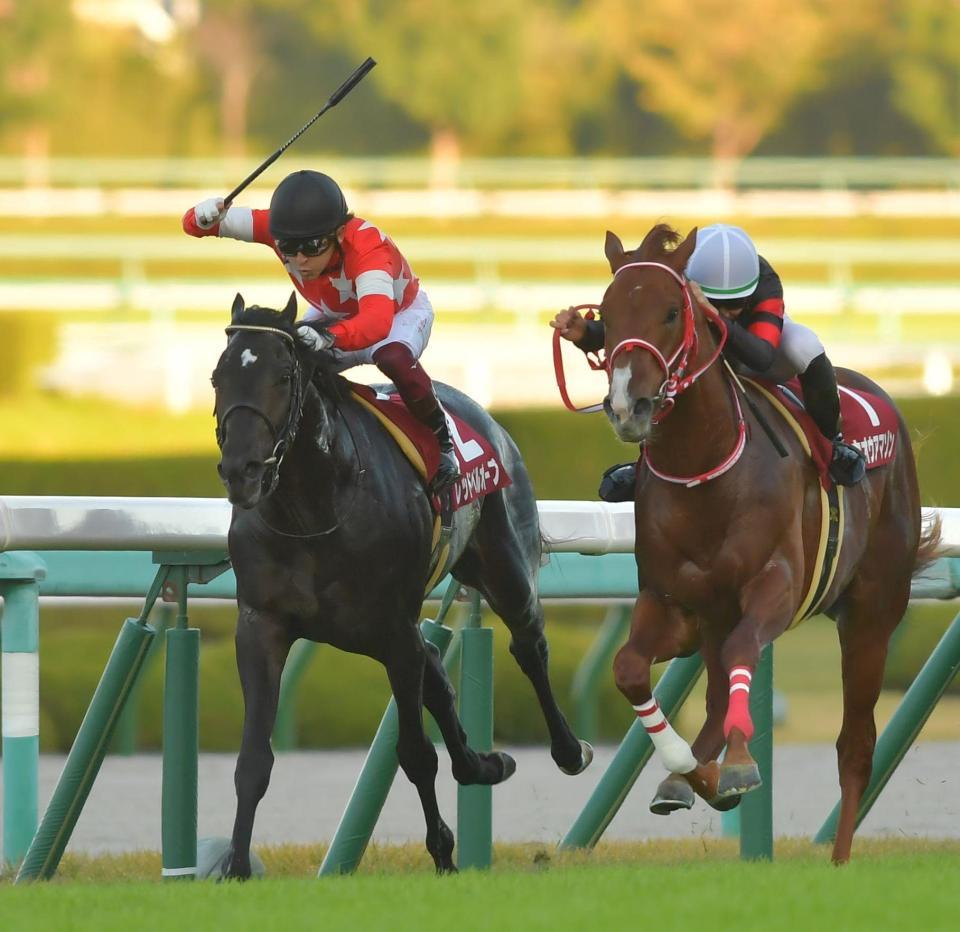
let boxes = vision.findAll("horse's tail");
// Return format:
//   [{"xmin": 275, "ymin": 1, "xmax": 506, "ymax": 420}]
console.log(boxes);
[{"xmin": 913, "ymin": 509, "xmax": 943, "ymax": 578}]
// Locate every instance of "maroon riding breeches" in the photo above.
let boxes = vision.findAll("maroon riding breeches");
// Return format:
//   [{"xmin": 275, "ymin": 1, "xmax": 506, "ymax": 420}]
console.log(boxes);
[{"xmin": 372, "ymin": 342, "xmax": 438, "ymax": 420}]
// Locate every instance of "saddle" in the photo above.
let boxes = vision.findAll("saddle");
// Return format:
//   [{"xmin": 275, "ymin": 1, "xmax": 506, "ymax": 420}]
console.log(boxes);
[{"xmin": 349, "ymin": 383, "xmax": 512, "ymax": 594}]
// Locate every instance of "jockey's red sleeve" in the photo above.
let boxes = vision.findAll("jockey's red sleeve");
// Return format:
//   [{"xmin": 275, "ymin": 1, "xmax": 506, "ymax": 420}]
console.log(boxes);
[
  {"xmin": 746, "ymin": 297, "xmax": 785, "ymax": 350},
  {"xmin": 182, "ymin": 207, "xmax": 218, "ymax": 238},
  {"xmin": 328, "ymin": 238, "xmax": 398, "ymax": 350},
  {"xmin": 723, "ymin": 317, "xmax": 777, "ymax": 373}
]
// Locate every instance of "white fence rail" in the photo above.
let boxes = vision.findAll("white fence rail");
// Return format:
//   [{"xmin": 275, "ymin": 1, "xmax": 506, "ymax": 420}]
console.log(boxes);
[{"xmin": 1, "ymin": 497, "xmax": 957, "ymax": 558}]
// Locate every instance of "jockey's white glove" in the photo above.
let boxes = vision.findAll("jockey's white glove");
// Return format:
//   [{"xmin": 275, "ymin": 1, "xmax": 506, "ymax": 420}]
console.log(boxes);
[
  {"xmin": 194, "ymin": 197, "xmax": 228, "ymax": 229},
  {"xmin": 297, "ymin": 325, "xmax": 335, "ymax": 352}
]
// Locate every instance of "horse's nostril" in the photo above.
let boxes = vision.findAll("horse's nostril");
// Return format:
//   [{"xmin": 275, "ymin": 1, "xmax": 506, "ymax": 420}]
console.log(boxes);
[
  {"xmin": 243, "ymin": 461, "xmax": 261, "ymax": 480},
  {"xmin": 603, "ymin": 396, "xmax": 613, "ymax": 415},
  {"xmin": 633, "ymin": 398, "xmax": 653, "ymax": 419}
]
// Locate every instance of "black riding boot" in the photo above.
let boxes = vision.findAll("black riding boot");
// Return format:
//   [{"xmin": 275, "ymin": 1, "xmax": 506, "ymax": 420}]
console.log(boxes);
[
  {"xmin": 598, "ymin": 461, "xmax": 638, "ymax": 503},
  {"xmin": 422, "ymin": 406, "xmax": 461, "ymax": 494},
  {"xmin": 798, "ymin": 353, "xmax": 866, "ymax": 487}
]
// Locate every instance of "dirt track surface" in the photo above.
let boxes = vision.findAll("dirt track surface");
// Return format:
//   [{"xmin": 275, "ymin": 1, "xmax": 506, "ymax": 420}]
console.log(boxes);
[{"xmin": 2, "ymin": 741, "xmax": 956, "ymax": 854}]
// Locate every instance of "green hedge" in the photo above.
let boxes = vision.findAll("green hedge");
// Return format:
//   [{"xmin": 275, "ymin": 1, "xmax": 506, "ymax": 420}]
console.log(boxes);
[
  {"xmin": 3, "ymin": 603, "xmax": 636, "ymax": 753},
  {"xmin": 2, "ymin": 599, "xmax": 954, "ymax": 754},
  {"xmin": 2, "ymin": 394, "xmax": 957, "ymax": 501},
  {"xmin": 0, "ymin": 312, "xmax": 57, "ymax": 398}
]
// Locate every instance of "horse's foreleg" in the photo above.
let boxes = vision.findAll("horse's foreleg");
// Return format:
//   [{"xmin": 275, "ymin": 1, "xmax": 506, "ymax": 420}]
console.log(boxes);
[
  {"xmin": 716, "ymin": 561, "xmax": 794, "ymax": 799},
  {"xmin": 421, "ymin": 642, "xmax": 515, "ymax": 786},
  {"xmin": 226, "ymin": 608, "xmax": 292, "ymax": 879},
  {"xmin": 384, "ymin": 630, "xmax": 456, "ymax": 874},
  {"xmin": 614, "ymin": 594, "xmax": 703, "ymax": 812}
]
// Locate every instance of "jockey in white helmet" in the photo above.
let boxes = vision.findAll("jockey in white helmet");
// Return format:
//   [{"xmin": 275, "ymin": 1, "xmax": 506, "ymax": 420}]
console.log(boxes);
[{"xmin": 552, "ymin": 223, "xmax": 867, "ymax": 500}]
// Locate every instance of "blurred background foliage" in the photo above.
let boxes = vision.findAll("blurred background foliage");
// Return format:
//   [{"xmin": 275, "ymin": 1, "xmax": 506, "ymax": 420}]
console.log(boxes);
[
  {"xmin": 1, "ymin": 1, "xmax": 959, "ymax": 753},
  {"xmin": 1, "ymin": 0, "xmax": 957, "ymax": 161}
]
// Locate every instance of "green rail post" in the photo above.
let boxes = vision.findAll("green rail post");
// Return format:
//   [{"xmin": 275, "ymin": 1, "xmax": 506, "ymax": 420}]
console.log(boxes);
[
  {"xmin": 559, "ymin": 652, "xmax": 705, "ymax": 850},
  {"xmin": 160, "ymin": 565, "xmax": 200, "ymax": 880},
  {"xmin": 15, "ymin": 564, "xmax": 169, "ymax": 882},
  {"xmin": 570, "ymin": 604, "xmax": 632, "ymax": 743},
  {"xmin": 1, "ymin": 552, "xmax": 47, "ymax": 867},
  {"xmin": 814, "ymin": 609, "xmax": 960, "ymax": 846},
  {"xmin": 114, "ymin": 602, "xmax": 174, "ymax": 756},
  {"xmin": 273, "ymin": 639, "xmax": 320, "ymax": 751},
  {"xmin": 739, "ymin": 644, "xmax": 774, "ymax": 860},
  {"xmin": 457, "ymin": 589, "xmax": 494, "ymax": 870},
  {"xmin": 318, "ymin": 580, "xmax": 460, "ymax": 876}
]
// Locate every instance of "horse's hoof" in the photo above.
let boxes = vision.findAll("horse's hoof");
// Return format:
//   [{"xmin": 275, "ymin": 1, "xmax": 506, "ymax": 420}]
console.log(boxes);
[
  {"xmin": 497, "ymin": 751, "xmax": 517, "ymax": 783},
  {"xmin": 559, "ymin": 740, "xmax": 594, "ymax": 776},
  {"xmin": 196, "ymin": 837, "xmax": 265, "ymax": 881},
  {"xmin": 716, "ymin": 763, "xmax": 762, "ymax": 798},
  {"xmin": 706, "ymin": 793, "xmax": 741, "ymax": 812},
  {"xmin": 650, "ymin": 774, "xmax": 695, "ymax": 815}
]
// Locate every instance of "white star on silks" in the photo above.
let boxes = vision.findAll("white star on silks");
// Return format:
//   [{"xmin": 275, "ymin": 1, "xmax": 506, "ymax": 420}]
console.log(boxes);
[
  {"xmin": 357, "ymin": 220, "xmax": 386, "ymax": 241},
  {"xmin": 330, "ymin": 271, "xmax": 356, "ymax": 303},
  {"xmin": 310, "ymin": 298, "xmax": 338, "ymax": 318},
  {"xmin": 392, "ymin": 273, "xmax": 410, "ymax": 303}
]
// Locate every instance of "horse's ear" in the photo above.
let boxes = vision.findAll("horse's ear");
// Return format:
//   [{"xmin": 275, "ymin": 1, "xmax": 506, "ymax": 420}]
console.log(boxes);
[
  {"xmin": 231, "ymin": 293, "xmax": 245, "ymax": 323},
  {"xmin": 604, "ymin": 231, "xmax": 626, "ymax": 272},
  {"xmin": 672, "ymin": 227, "xmax": 698, "ymax": 275},
  {"xmin": 281, "ymin": 291, "xmax": 298, "ymax": 325}
]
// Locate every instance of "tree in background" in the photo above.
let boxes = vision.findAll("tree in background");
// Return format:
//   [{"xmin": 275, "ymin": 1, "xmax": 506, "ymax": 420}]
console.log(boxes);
[
  {"xmin": 188, "ymin": 0, "xmax": 265, "ymax": 158},
  {"xmin": 0, "ymin": 0, "xmax": 76, "ymax": 171},
  {"xmin": 588, "ymin": 0, "xmax": 834, "ymax": 170},
  {"xmin": 891, "ymin": 0, "xmax": 960, "ymax": 155},
  {"xmin": 338, "ymin": 0, "xmax": 525, "ymax": 174}
]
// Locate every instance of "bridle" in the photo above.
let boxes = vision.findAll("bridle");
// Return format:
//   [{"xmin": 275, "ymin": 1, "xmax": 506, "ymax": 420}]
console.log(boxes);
[
  {"xmin": 215, "ymin": 324, "xmax": 305, "ymax": 499},
  {"xmin": 605, "ymin": 261, "xmax": 728, "ymax": 423},
  {"xmin": 554, "ymin": 259, "xmax": 749, "ymax": 488}
]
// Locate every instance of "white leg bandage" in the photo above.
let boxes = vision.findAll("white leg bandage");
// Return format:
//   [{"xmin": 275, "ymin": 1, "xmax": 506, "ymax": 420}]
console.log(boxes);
[{"xmin": 633, "ymin": 698, "xmax": 697, "ymax": 774}]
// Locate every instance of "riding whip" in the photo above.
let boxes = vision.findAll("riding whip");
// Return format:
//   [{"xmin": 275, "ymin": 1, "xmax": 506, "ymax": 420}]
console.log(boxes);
[{"xmin": 223, "ymin": 57, "xmax": 377, "ymax": 208}]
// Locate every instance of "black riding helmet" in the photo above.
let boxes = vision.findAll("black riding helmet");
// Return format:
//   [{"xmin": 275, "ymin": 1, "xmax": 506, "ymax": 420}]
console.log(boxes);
[{"xmin": 268, "ymin": 170, "xmax": 349, "ymax": 240}]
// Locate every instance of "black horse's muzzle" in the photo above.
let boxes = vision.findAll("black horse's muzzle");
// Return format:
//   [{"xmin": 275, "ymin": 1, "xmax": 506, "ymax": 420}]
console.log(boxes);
[{"xmin": 217, "ymin": 456, "xmax": 270, "ymax": 508}]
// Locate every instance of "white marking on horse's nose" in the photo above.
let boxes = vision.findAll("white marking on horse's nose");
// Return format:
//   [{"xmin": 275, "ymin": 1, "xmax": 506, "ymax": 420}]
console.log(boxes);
[
  {"xmin": 608, "ymin": 364, "xmax": 633, "ymax": 420},
  {"xmin": 240, "ymin": 349, "xmax": 258, "ymax": 367}
]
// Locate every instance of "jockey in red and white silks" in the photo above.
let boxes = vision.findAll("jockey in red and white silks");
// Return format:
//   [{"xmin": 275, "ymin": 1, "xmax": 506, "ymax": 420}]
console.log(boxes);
[{"xmin": 183, "ymin": 169, "xmax": 460, "ymax": 492}]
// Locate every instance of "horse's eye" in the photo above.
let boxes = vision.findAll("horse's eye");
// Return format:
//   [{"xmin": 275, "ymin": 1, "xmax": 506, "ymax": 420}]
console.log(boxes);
[
  {"xmin": 665, "ymin": 307, "xmax": 680, "ymax": 323},
  {"xmin": 278, "ymin": 373, "xmax": 292, "ymax": 384}
]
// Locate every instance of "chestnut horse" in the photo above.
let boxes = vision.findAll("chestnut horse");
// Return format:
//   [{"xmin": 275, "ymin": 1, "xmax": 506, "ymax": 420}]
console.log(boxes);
[{"xmin": 596, "ymin": 224, "xmax": 938, "ymax": 863}]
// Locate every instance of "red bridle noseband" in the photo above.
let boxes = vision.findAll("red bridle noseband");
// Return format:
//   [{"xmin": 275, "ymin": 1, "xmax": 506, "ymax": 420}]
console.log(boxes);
[{"xmin": 605, "ymin": 261, "xmax": 727, "ymax": 422}]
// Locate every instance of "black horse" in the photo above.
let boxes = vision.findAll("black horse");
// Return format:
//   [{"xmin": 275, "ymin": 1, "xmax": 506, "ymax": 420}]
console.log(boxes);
[{"xmin": 211, "ymin": 294, "xmax": 592, "ymax": 877}]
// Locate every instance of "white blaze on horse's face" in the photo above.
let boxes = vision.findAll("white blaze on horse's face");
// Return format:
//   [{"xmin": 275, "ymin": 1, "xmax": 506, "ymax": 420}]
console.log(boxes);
[
  {"xmin": 240, "ymin": 349, "xmax": 258, "ymax": 368},
  {"xmin": 606, "ymin": 357, "xmax": 653, "ymax": 443}
]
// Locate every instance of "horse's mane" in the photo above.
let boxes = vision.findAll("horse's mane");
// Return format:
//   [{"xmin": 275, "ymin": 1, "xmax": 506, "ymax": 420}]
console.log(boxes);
[
  {"xmin": 631, "ymin": 223, "xmax": 682, "ymax": 262},
  {"xmin": 234, "ymin": 304, "xmax": 299, "ymax": 338},
  {"xmin": 231, "ymin": 304, "xmax": 351, "ymax": 404}
]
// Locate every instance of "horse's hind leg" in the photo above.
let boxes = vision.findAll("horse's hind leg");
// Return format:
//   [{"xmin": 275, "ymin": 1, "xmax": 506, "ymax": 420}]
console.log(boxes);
[
  {"xmin": 421, "ymin": 641, "xmax": 517, "ymax": 785},
  {"xmin": 382, "ymin": 625, "xmax": 457, "ymax": 873},
  {"xmin": 452, "ymin": 492, "xmax": 590, "ymax": 775},
  {"xmin": 226, "ymin": 607, "xmax": 293, "ymax": 879},
  {"xmin": 832, "ymin": 563, "xmax": 912, "ymax": 863}
]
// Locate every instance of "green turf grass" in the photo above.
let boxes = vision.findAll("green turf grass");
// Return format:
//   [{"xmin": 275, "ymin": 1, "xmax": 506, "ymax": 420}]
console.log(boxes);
[{"xmin": 2, "ymin": 841, "xmax": 958, "ymax": 932}]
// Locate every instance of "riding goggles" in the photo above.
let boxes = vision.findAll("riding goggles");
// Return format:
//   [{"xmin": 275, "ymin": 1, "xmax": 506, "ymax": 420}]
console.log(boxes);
[{"xmin": 276, "ymin": 234, "xmax": 337, "ymax": 257}]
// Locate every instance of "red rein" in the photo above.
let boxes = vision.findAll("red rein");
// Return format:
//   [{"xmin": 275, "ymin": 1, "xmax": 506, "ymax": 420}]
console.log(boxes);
[
  {"xmin": 552, "ymin": 263, "xmax": 747, "ymax": 488},
  {"xmin": 553, "ymin": 263, "xmax": 728, "ymax": 418},
  {"xmin": 552, "ymin": 304, "xmax": 606, "ymax": 413}
]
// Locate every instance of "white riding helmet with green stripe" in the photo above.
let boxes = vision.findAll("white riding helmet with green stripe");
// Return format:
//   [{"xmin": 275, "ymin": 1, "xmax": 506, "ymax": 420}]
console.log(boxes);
[{"xmin": 685, "ymin": 224, "xmax": 759, "ymax": 300}]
